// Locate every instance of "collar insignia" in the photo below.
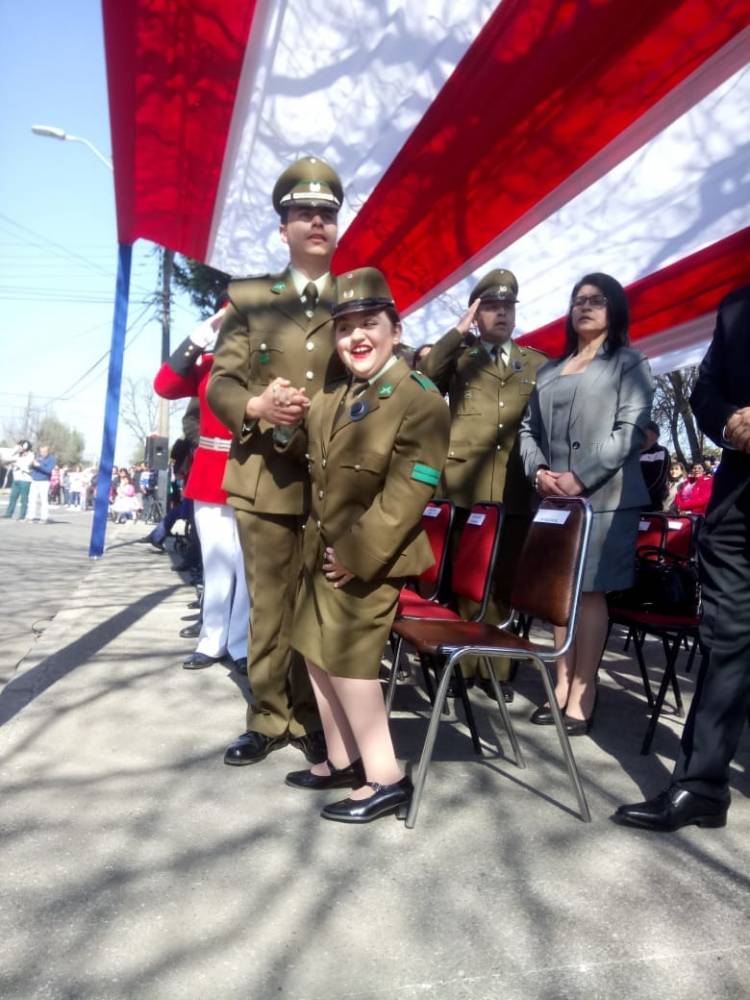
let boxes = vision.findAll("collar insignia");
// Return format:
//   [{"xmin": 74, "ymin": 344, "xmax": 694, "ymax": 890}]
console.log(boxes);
[
  {"xmin": 377, "ymin": 383, "xmax": 394, "ymax": 398},
  {"xmin": 271, "ymin": 281, "xmax": 286, "ymax": 294}
]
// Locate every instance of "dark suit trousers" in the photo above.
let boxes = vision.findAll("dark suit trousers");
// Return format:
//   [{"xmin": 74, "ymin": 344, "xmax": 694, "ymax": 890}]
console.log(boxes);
[
  {"xmin": 235, "ymin": 510, "xmax": 320, "ymax": 738},
  {"xmin": 673, "ymin": 479, "xmax": 750, "ymax": 802}
]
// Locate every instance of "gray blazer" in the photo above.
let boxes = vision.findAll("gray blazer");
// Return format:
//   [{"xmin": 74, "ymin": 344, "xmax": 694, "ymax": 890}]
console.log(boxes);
[{"xmin": 519, "ymin": 346, "xmax": 654, "ymax": 513}]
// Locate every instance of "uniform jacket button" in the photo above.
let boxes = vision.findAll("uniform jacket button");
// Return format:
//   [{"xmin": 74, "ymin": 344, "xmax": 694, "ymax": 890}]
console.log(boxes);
[
  {"xmin": 572, "ymin": 441, "xmax": 580, "ymax": 449},
  {"xmin": 318, "ymin": 489, "xmax": 324, "ymax": 499},
  {"xmin": 305, "ymin": 371, "xmax": 314, "ymax": 380},
  {"xmin": 306, "ymin": 341, "xmax": 314, "ymax": 351}
]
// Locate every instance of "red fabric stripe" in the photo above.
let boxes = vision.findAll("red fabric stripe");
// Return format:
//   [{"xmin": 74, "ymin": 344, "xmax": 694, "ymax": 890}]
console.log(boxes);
[
  {"xmin": 334, "ymin": 0, "xmax": 750, "ymax": 312},
  {"xmin": 516, "ymin": 226, "xmax": 750, "ymax": 356},
  {"xmin": 102, "ymin": 0, "xmax": 257, "ymax": 254}
]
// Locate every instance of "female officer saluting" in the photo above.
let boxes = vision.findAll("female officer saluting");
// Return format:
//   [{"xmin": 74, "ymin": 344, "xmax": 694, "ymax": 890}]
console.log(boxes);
[{"xmin": 279, "ymin": 267, "xmax": 450, "ymax": 823}]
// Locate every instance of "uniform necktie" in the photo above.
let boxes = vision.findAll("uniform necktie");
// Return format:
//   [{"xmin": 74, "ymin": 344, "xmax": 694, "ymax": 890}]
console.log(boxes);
[
  {"xmin": 303, "ymin": 281, "xmax": 318, "ymax": 318},
  {"xmin": 495, "ymin": 346, "xmax": 507, "ymax": 371}
]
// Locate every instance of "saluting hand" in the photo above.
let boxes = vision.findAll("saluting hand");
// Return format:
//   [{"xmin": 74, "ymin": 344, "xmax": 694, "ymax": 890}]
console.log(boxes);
[
  {"xmin": 726, "ymin": 407, "xmax": 750, "ymax": 454},
  {"xmin": 246, "ymin": 378, "xmax": 310, "ymax": 426},
  {"xmin": 323, "ymin": 547, "xmax": 355, "ymax": 588},
  {"xmin": 455, "ymin": 298, "xmax": 481, "ymax": 338}
]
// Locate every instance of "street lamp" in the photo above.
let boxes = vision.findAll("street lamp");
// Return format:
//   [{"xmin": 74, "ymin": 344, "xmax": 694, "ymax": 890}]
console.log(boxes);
[{"xmin": 31, "ymin": 125, "xmax": 113, "ymax": 171}]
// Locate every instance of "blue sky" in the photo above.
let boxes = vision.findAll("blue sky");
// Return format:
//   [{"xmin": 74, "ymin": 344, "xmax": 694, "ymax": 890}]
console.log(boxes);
[{"xmin": 0, "ymin": 1, "xmax": 196, "ymax": 464}]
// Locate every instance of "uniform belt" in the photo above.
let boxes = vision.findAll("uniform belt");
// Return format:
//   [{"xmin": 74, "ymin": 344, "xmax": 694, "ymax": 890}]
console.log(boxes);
[{"xmin": 198, "ymin": 435, "xmax": 231, "ymax": 453}]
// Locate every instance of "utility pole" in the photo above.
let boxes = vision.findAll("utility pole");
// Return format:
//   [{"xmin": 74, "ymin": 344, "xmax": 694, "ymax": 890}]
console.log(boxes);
[{"xmin": 158, "ymin": 248, "xmax": 174, "ymax": 438}]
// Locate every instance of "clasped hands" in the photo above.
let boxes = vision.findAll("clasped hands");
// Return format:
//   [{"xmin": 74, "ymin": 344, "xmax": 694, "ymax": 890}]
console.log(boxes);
[
  {"xmin": 245, "ymin": 377, "xmax": 311, "ymax": 426},
  {"xmin": 725, "ymin": 407, "xmax": 750, "ymax": 454},
  {"xmin": 323, "ymin": 546, "xmax": 354, "ymax": 588},
  {"xmin": 536, "ymin": 468, "xmax": 584, "ymax": 497}
]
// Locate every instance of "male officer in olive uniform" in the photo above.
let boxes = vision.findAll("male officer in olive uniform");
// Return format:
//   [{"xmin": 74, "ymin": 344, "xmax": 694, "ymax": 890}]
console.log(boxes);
[
  {"xmin": 422, "ymin": 269, "xmax": 547, "ymax": 693},
  {"xmin": 207, "ymin": 156, "xmax": 347, "ymax": 766}
]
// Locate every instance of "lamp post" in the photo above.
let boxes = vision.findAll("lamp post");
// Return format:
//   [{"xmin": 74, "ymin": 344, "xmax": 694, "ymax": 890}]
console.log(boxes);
[{"xmin": 31, "ymin": 125, "xmax": 113, "ymax": 170}]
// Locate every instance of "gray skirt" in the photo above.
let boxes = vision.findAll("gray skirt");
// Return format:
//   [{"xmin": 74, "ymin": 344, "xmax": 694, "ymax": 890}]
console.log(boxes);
[{"xmin": 582, "ymin": 508, "xmax": 640, "ymax": 592}]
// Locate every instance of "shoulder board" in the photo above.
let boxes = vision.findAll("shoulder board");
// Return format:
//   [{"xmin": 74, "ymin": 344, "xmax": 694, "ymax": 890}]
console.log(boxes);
[
  {"xmin": 410, "ymin": 371, "xmax": 439, "ymax": 392},
  {"xmin": 228, "ymin": 274, "xmax": 280, "ymax": 312},
  {"xmin": 518, "ymin": 345, "xmax": 547, "ymax": 359}
]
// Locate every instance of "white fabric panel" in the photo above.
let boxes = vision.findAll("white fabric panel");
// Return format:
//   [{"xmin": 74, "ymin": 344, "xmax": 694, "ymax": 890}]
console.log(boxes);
[
  {"xmin": 208, "ymin": 0, "xmax": 500, "ymax": 276},
  {"xmin": 402, "ymin": 62, "xmax": 750, "ymax": 350}
]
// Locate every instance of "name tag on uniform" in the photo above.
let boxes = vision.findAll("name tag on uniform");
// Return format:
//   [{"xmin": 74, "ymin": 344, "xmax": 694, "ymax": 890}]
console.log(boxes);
[
  {"xmin": 467, "ymin": 512, "xmax": 486, "ymax": 526},
  {"xmin": 534, "ymin": 509, "xmax": 570, "ymax": 525}
]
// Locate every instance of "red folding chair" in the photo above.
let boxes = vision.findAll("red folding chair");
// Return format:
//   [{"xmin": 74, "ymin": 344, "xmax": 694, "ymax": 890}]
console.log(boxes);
[
  {"xmin": 409, "ymin": 499, "xmax": 455, "ymax": 602},
  {"xmin": 395, "ymin": 497, "xmax": 593, "ymax": 827},
  {"xmin": 387, "ymin": 502, "xmax": 505, "ymax": 755}
]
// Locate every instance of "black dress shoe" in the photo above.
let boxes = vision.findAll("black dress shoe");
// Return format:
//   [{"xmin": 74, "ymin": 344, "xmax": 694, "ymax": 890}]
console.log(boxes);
[
  {"xmin": 530, "ymin": 704, "xmax": 557, "ymax": 725},
  {"xmin": 477, "ymin": 677, "xmax": 514, "ymax": 703},
  {"xmin": 321, "ymin": 776, "xmax": 413, "ymax": 824},
  {"xmin": 563, "ymin": 713, "xmax": 594, "ymax": 736},
  {"xmin": 182, "ymin": 652, "xmax": 220, "ymax": 670},
  {"xmin": 223, "ymin": 730, "xmax": 288, "ymax": 766},
  {"xmin": 179, "ymin": 623, "xmax": 201, "ymax": 639},
  {"xmin": 286, "ymin": 758, "xmax": 365, "ymax": 790},
  {"xmin": 289, "ymin": 730, "xmax": 327, "ymax": 764},
  {"xmin": 614, "ymin": 786, "xmax": 728, "ymax": 832}
]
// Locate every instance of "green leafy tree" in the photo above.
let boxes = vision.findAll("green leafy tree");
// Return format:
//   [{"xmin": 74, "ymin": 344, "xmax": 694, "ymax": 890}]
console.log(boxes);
[
  {"xmin": 172, "ymin": 256, "xmax": 231, "ymax": 317},
  {"xmin": 35, "ymin": 415, "xmax": 85, "ymax": 465}
]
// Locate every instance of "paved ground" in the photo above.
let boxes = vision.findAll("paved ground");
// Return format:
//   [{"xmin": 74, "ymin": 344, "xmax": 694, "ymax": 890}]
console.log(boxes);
[{"xmin": 1, "ymin": 502, "xmax": 749, "ymax": 1000}]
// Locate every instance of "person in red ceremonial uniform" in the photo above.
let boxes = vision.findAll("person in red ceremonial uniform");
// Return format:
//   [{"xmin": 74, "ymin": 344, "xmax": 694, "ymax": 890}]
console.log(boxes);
[{"xmin": 154, "ymin": 306, "xmax": 251, "ymax": 670}]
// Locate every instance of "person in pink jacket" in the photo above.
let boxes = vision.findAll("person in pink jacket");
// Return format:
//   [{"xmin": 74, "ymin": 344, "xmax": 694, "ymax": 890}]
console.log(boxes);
[{"xmin": 673, "ymin": 462, "xmax": 713, "ymax": 515}]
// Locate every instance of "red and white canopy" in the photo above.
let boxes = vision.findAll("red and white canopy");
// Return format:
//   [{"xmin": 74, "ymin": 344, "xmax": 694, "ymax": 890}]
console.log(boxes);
[{"xmin": 103, "ymin": 0, "xmax": 750, "ymax": 372}]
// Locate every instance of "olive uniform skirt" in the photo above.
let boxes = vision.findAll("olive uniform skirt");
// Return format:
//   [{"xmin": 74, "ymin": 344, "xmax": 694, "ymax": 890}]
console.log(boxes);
[{"xmin": 292, "ymin": 547, "xmax": 401, "ymax": 679}]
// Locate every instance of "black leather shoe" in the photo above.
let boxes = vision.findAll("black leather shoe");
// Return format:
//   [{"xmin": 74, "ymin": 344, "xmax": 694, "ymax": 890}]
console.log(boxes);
[
  {"xmin": 179, "ymin": 623, "xmax": 201, "ymax": 639},
  {"xmin": 286, "ymin": 757, "xmax": 365, "ymax": 790},
  {"xmin": 563, "ymin": 713, "xmax": 594, "ymax": 736},
  {"xmin": 182, "ymin": 652, "xmax": 220, "ymax": 670},
  {"xmin": 614, "ymin": 786, "xmax": 728, "ymax": 832},
  {"xmin": 321, "ymin": 777, "xmax": 413, "ymax": 824},
  {"xmin": 530, "ymin": 704, "xmax": 557, "ymax": 725},
  {"xmin": 223, "ymin": 730, "xmax": 288, "ymax": 766},
  {"xmin": 289, "ymin": 730, "xmax": 327, "ymax": 764},
  {"xmin": 477, "ymin": 677, "xmax": 514, "ymax": 703}
]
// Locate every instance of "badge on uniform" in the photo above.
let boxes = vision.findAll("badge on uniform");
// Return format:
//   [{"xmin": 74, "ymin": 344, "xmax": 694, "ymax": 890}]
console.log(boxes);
[
  {"xmin": 511, "ymin": 359, "xmax": 523, "ymax": 372},
  {"xmin": 377, "ymin": 383, "xmax": 394, "ymax": 398},
  {"xmin": 271, "ymin": 281, "xmax": 286, "ymax": 294},
  {"xmin": 259, "ymin": 352, "xmax": 270, "ymax": 364},
  {"xmin": 350, "ymin": 400, "xmax": 369, "ymax": 421},
  {"xmin": 468, "ymin": 347, "xmax": 480, "ymax": 358}
]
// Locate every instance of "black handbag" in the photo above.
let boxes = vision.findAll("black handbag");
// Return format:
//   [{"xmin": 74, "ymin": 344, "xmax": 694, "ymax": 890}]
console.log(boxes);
[{"xmin": 610, "ymin": 546, "xmax": 701, "ymax": 616}]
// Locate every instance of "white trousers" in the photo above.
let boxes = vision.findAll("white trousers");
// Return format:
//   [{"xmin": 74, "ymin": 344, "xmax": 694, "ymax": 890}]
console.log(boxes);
[
  {"xmin": 193, "ymin": 500, "xmax": 251, "ymax": 659},
  {"xmin": 26, "ymin": 480, "xmax": 50, "ymax": 522}
]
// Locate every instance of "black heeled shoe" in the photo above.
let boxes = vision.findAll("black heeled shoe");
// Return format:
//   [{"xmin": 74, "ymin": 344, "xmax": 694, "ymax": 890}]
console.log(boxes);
[
  {"xmin": 285, "ymin": 758, "xmax": 365, "ymax": 790},
  {"xmin": 563, "ymin": 690, "xmax": 598, "ymax": 736},
  {"xmin": 320, "ymin": 776, "xmax": 413, "ymax": 823},
  {"xmin": 529, "ymin": 702, "xmax": 566, "ymax": 725}
]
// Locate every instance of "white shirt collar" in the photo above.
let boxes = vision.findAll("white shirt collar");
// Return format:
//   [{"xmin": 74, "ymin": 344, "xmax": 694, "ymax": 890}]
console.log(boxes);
[
  {"xmin": 289, "ymin": 267, "xmax": 329, "ymax": 298},
  {"xmin": 480, "ymin": 338, "xmax": 513, "ymax": 363},
  {"xmin": 367, "ymin": 354, "xmax": 399, "ymax": 386}
]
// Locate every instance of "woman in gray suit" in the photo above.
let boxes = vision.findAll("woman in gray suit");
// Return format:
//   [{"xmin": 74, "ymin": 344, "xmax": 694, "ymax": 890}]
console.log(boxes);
[{"xmin": 519, "ymin": 273, "xmax": 654, "ymax": 734}]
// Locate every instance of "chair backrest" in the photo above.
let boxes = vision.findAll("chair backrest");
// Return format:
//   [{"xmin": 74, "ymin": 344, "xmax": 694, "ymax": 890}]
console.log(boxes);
[
  {"xmin": 664, "ymin": 513, "xmax": 700, "ymax": 560},
  {"xmin": 451, "ymin": 502, "xmax": 504, "ymax": 617},
  {"xmin": 511, "ymin": 497, "xmax": 592, "ymax": 628},
  {"xmin": 415, "ymin": 499, "xmax": 455, "ymax": 600},
  {"xmin": 635, "ymin": 511, "xmax": 667, "ymax": 553}
]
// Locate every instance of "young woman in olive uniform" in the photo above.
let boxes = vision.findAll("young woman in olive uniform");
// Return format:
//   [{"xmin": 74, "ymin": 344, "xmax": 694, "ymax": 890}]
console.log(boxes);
[{"xmin": 282, "ymin": 267, "xmax": 451, "ymax": 823}]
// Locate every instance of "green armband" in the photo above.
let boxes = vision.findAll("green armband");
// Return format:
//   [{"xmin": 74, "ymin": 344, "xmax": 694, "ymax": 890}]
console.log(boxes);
[{"xmin": 411, "ymin": 463, "xmax": 440, "ymax": 486}]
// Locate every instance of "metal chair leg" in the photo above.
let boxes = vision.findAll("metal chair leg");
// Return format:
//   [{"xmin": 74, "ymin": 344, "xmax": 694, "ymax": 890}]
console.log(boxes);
[
  {"xmin": 405, "ymin": 651, "xmax": 457, "ymax": 829},
  {"xmin": 537, "ymin": 655, "xmax": 591, "ymax": 822},
  {"xmin": 632, "ymin": 631, "xmax": 655, "ymax": 708},
  {"xmin": 484, "ymin": 660, "xmax": 526, "ymax": 768},
  {"xmin": 449, "ymin": 660, "xmax": 483, "ymax": 755},
  {"xmin": 385, "ymin": 634, "xmax": 403, "ymax": 716},
  {"xmin": 660, "ymin": 634, "xmax": 683, "ymax": 716},
  {"xmin": 641, "ymin": 643, "xmax": 680, "ymax": 754},
  {"xmin": 685, "ymin": 635, "xmax": 698, "ymax": 674}
]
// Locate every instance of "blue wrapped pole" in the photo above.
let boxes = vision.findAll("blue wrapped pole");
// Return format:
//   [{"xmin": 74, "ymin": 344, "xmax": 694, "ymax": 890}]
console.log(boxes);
[{"xmin": 89, "ymin": 242, "xmax": 133, "ymax": 558}]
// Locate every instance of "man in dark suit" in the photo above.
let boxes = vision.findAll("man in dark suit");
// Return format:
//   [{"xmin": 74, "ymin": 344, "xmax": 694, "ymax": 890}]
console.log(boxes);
[{"xmin": 615, "ymin": 284, "xmax": 750, "ymax": 831}]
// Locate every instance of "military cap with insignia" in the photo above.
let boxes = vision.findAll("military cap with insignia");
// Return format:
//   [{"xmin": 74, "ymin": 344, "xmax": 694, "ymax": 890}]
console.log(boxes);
[
  {"xmin": 468, "ymin": 268, "xmax": 519, "ymax": 305},
  {"xmin": 272, "ymin": 156, "xmax": 343, "ymax": 215},
  {"xmin": 332, "ymin": 267, "xmax": 396, "ymax": 319}
]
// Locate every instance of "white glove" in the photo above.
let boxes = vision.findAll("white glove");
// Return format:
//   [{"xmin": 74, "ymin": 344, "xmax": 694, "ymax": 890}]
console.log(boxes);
[{"xmin": 188, "ymin": 306, "xmax": 227, "ymax": 350}]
